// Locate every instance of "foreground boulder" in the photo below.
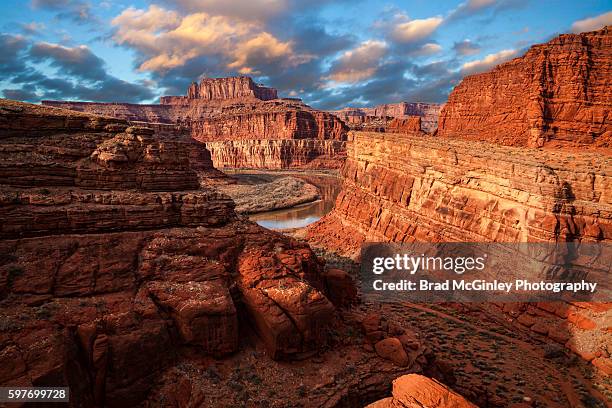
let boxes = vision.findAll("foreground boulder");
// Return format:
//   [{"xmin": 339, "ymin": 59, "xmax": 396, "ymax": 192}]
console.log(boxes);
[
  {"xmin": 366, "ymin": 374, "xmax": 477, "ymax": 408},
  {"xmin": 0, "ymin": 99, "xmax": 335, "ymax": 406}
]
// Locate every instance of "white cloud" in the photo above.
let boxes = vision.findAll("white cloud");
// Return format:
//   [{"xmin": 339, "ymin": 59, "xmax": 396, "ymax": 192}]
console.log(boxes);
[
  {"xmin": 326, "ymin": 40, "xmax": 388, "ymax": 83},
  {"xmin": 571, "ymin": 11, "xmax": 612, "ymax": 33},
  {"xmin": 461, "ymin": 49, "xmax": 519, "ymax": 74},
  {"xmin": 464, "ymin": 0, "xmax": 496, "ymax": 11},
  {"xmin": 391, "ymin": 17, "xmax": 443, "ymax": 43},
  {"xmin": 414, "ymin": 43, "xmax": 443, "ymax": 56},
  {"xmin": 111, "ymin": 5, "xmax": 304, "ymax": 73}
]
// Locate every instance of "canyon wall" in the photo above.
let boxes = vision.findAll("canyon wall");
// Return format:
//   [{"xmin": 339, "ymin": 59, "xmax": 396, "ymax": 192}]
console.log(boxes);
[
  {"xmin": 307, "ymin": 131, "xmax": 611, "ymax": 368},
  {"xmin": 438, "ymin": 27, "xmax": 611, "ymax": 149},
  {"xmin": 206, "ymin": 139, "xmax": 347, "ymax": 169},
  {"xmin": 189, "ymin": 100, "xmax": 348, "ymax": 141},
  {"xmin": 0, "ymin": 99, "xmax": 336, "ymax": 406},
  {"xmin": 41, "ymin": 101, "xmax": 177, "ymax": 124},
  {"xmin": 308, "ymin": 132, "xmax": 611, "ymax": 253},
  {"xmin": 334, "ymin": 102, "xmax": 443, "ymax": 133}
]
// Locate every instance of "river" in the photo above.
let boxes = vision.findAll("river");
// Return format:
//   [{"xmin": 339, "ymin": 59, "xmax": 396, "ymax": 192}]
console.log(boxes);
[{"xmin": 246, "ymin": 172, "xmax": 341, "ymax": 230}]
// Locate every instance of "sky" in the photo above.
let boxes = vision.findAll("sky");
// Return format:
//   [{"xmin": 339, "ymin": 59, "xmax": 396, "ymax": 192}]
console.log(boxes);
[{"xmin": 0, "ymin": 1, "xmax": 610, "ymax": 110}]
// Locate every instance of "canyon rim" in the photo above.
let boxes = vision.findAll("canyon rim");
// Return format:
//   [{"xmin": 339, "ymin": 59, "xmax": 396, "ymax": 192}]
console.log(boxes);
[{"xmin": 0, "ymin": 1, "xmax": 611, "ymax": 408}]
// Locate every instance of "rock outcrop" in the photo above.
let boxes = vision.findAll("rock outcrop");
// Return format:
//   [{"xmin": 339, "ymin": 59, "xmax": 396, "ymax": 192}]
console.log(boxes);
[
  {"xmin": 205, "ymin": 139, "xmax": 347, "ymax": 169},
  {"xmin": 438, "ymin": 27, "xmax": 611, "ymax": 149},
  {"xmin": 307, "ymin": 131, "xmax": 611, "ymax": 366},
  {"xmin": 334, "ymin": 102, "xmax": 443, "ymax": 133},
  {"xmin": 0, "ymin": 99, "xmax": 336, "ymax": 406},
  {"xmin": 366, "ymin": 374, "xmax": 477, "ymax": 408},
  {"xmin": 189, "ymin": 100, "xmax": 347, "ymax": 141}
]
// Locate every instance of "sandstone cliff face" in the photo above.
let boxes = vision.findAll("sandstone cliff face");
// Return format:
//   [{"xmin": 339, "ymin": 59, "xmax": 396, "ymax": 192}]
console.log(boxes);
[
  {"xmin": 0, "ymin": 99, "xmax": 335, "ymax": 406},
  {"xmin": 206, "ymin": 139, "xmax": 347, "ymax": 169},
  {"xmin": 307, "ymin": 131, "xmax": 611, "ymax": 365},
  {"xmin": 308, "ymin": 131, "xmax": 611, "ymax": 253},
  {"xmin": 189, "ymin": 100, "xmax": 348, "ymax": 141},
  {"xmin": 334, "ymin": 102, "xmax": 443, "ymax": 133},
  {"xmin": 438, "ymin": 27, "xmax": 611, "ymax": 149},
  {"xmin": 40, "ymin": 101, "xmax": 176, "ymax": 124},
  {"xmin": 387, "ymin": 117, "xmax": 422, "ymax": 133}
]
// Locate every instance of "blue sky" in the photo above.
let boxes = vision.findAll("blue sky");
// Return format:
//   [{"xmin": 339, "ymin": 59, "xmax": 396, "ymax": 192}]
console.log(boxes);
[{"xmin": 0, "ymin": 0, "xmax": 610, "ymax": 109}]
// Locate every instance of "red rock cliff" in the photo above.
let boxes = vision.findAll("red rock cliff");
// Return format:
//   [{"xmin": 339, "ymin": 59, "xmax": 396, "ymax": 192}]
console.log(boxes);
[
  {"xmin": 205, "ymin": 139, "xmax": 347, "ymax": 169},
  {"xmin": 0, "ymin": 99, "xmax": 336, "ymax": 406},
  {"xmin": 334, "ymin": 102, "xmax": 443, "ymax": 133},
  {"xmin": 438, "ymin": 27, "xmax": 611, "ymax": 149}
]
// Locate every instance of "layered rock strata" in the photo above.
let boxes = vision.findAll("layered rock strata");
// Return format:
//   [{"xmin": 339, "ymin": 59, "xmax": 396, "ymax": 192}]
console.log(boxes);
[
  {"xmin": 205, "ymin": 139, "xmax": 347, "ymax": 169},
  {"xmin": 0, "ymin": 99, "xmax": 335, "ymax": 405},
  {"xmin": 334, "ymin": 102, "xmax": 443, "ymax": 133},
  {"xmin": 307, "ymin": 131, "xmax": 611, "ymax": 365},
  {"xmin": 438, "ymin": 27, "xmax": 611, "ymax": 149},
  {"xmin": 309, "ymin": 132, "xmax": 611, "ymax": 253}
]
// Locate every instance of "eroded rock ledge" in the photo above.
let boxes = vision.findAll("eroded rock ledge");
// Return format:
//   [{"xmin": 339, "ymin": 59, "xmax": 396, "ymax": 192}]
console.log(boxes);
[
  {"xmin": 205, "ymin": 139, "xmax": 347, "ymax": 169},
  {"xmin": 308, "ymin": 132, "xmax": 611, "ymax": 254},
  {"xmin": 42, "ymin": 76, "xmax": 348, "ymax": 143}
]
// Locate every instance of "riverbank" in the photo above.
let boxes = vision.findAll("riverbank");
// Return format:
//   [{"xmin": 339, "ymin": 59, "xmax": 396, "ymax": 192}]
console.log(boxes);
[{"xmin": 217, "ymin": 175, "xmax": 320, "ymax": 214}]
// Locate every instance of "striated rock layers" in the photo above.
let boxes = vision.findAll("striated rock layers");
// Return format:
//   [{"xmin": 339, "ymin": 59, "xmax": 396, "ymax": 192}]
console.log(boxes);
[
  {"xmin": 0, "ymin": 99, "xmax": 336, "ymax": 406},
  {"xmin": 308, "ymin": 132, "xmax": 611, "ymax": 253},
  {"xmin": 43, "ymin": 77, "xmax": 348, "ymax": 169},
  {"xmin": 307, "ymin": 131, "xmax": 611, "ymax": 364},
  {"xmin": 438, "ymin": 27, "xmax": 612, "ymax": 149},
  {"xmin": 334, "ymin": 102, "xmax": 443, "ymax": 133},
  {"xmin": 205, "ymin": 139, "xmax": 347, "ymax": 169}
]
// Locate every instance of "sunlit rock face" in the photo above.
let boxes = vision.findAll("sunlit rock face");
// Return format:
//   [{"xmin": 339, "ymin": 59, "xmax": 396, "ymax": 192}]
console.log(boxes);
[
  {"xmin": 307, "ymin": 130, "xmax": 611, "ymax": 368},
  {"xmin": 42, "ymin": 77, "xmax": 349, "ymax": 170},
  {"xmin": 161, "ymin": 76, "xmax": 278, "ymax": 103},
  {"xmin": 438, "ymin": 27, "xmax": 612, "ymax": 149},
  {"xmin": 307, "ymin": 131, "xmax": 611, "ymax": 256}
]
